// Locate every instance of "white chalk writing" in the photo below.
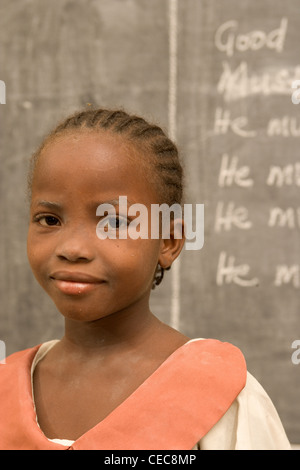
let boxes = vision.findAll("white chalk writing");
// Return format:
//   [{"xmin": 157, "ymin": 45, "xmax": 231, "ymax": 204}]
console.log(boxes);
[
  {"xmin": 215, "ymin": 18, "xmax": 288, "ymax": 57},
  {"xmin": 212, "ymin": 16, "xmax": 299, "ymax": 290},
  {"xmin": 216, "ymin": 251, "xmax": 259, "ymax": 287}
]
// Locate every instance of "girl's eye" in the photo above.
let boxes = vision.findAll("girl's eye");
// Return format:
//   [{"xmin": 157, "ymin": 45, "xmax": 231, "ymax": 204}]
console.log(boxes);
[
  {"xmin": 100, "ymin": 215, "xmax": 128, "ymax": 231},
  {"xmin": 34, "ymin": 215, "xmax": 60, "ymax": 227}
]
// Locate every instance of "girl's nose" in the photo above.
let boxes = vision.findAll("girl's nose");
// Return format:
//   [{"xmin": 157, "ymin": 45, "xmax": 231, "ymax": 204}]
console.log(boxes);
[{"xmin": 54, "ymin": 226, "xmax": 96, "ymax": 262}]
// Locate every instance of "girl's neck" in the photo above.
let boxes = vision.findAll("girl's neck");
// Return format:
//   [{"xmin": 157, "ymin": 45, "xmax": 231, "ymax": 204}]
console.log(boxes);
[{"xmin": 59, "ymin": 306, "xmax": 163, "ymax": 357}]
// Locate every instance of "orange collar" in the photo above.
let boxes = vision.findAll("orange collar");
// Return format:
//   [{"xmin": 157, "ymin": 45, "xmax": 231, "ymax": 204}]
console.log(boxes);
[{"xmin": 0, "ymin": 339, "xmax": 246, "ymax": 450}]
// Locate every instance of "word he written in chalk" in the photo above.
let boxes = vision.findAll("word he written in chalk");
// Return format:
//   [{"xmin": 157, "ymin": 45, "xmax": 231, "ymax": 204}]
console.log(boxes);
[
  {"xmin": 215, "ymin": 201, "xmax": 300, "ymax": 232},
  {"xmin": 213, "ymin": 107, "xmax": 300, "ymax": 138},
  {"xmin": 217, "ymin": 154, "xmax": 300, "ymax": 188},
  {"xmin": 216, "ymin": 252, "xmax": 300, "ymax": 289}
]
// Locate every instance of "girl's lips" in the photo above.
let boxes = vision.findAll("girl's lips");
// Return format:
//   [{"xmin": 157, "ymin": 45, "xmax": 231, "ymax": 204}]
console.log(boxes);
[
  {"xmin": 50, "ymin": 271, "xmax": 105, "ymax": 295},
  {"xmin": 51, "ymin": 279, "xmax": 102, "ymax": 295}
]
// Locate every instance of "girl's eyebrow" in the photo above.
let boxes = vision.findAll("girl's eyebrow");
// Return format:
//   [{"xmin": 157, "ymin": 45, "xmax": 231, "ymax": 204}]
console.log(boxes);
[
  {"xmin": 33, "ymin": 200, "xmax": 62, "ymax": 209},
  {"xmin": 33, "ymin": 198, "xmax": 137, "ymax": 209},
  {"xmin": 95, "ymin": 198, "xmax": 137, "ymax": 207}
]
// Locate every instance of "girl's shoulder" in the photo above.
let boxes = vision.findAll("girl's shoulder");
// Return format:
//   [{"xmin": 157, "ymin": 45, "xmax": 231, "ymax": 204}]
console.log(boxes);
[
  {"xmin": 200, "ymin": 370, "xmax": 291, "ymax": 450},
  {"xmin": 180, "ymin": 337, "xmax": 246, "ymax": 370},
  {"xmin": 1, "ymin": 340, "xmax": 59, "ymax": 370},
  {"xmin": 3, "ymin": 344, "xmax": 41, "ymax": 365}
]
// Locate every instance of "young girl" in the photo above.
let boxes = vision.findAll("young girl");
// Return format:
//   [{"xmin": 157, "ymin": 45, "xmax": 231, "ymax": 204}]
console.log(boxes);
[{"xmin": 0, "ymin": 108, "xmax": 290, "ymax": 450}]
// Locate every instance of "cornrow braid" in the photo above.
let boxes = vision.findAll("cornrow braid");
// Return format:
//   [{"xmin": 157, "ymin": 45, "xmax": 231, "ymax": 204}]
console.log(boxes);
[{"xmin": 27, "ymin": 107, "xmax": 184, "ymax": 288}]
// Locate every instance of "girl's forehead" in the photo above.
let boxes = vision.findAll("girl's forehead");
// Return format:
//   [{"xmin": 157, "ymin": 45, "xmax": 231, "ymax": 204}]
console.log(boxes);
[
  {"xmin": 32, "ymin": 130, "xmax": 160, "ymax": 205},
  {"xmin": 36, "ymin": 130, "xmax": 152, "ymax": 180},
  {"xmin": 41, "ymin": 130, "xmax": 142, "ymax": 165}
]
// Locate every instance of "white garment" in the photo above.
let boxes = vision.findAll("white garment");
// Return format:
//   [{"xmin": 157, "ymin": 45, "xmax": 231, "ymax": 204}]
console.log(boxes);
[
  {"xmin": 31, "ymin": 340, "xmax": 291, "ymax": 450},
  {"xmin": 199, "ymin": 372, "xmax": 291, "ymax": 450}
]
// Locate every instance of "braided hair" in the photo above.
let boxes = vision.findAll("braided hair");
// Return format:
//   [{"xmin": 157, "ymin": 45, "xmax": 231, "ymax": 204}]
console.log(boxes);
[{"xmin": 27, "ymin": 108, "xmax": 184, "ymax": 289}]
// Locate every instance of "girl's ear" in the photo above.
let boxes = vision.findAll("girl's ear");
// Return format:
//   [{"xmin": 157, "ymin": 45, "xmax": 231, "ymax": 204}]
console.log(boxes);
[{"xmin": 158, "ymin": 218, "xmax": 185, "ymax": 268}]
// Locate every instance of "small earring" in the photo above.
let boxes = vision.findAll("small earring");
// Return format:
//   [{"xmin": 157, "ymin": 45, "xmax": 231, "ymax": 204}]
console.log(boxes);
[{"xmin": 152, "ymin": 263, "xmax": 171, "ymax": 289}]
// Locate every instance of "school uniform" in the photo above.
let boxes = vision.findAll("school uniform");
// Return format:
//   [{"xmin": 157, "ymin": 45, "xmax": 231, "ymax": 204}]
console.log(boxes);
[{"xmin": 0, "ymin": 338, "xmax": 290, "ymax": 450}]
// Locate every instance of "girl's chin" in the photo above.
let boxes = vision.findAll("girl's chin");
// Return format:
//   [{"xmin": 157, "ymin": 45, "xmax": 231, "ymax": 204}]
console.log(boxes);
[
  {"xmin": 51, "ymin": 298, "xmax": 112, "ymax": 323},
  {"xmin": 59, "ymin": 310, "xmax": 111, "ymax": 323}
]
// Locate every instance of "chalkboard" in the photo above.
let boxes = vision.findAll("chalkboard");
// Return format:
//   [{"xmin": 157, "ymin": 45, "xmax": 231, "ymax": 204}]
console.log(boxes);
[
  {"xmin": 175, "ymin": 0, "xmax": 300, "ymax": 444},
  {"xmin": 0, "ymin": 0, "xmax": 299, "ymax": 444}
]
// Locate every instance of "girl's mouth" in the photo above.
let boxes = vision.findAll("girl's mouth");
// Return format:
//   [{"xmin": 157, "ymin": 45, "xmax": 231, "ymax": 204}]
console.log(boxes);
[{"xmin": 50, "ymin": 271, "xmax": 105, "ymax": 295}]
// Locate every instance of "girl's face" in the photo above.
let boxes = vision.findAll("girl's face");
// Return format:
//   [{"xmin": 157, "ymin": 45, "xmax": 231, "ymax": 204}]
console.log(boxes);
[{"xmin": 27, "ymin": 131, "xmax": 171, "ymax": 323}]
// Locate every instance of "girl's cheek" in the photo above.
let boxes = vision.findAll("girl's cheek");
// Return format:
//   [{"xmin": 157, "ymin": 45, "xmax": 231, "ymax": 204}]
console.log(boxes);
[
  {"xmin": 27, "ymin": 246, "xmax": 41, "ymax": 276},
  {"xmin": 27, "ymin": 235, "xmax": 36, "ymax": 266},
  {"xmin": 27, "ymin": 234, "xmax": 49, "ymax": 272}
]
